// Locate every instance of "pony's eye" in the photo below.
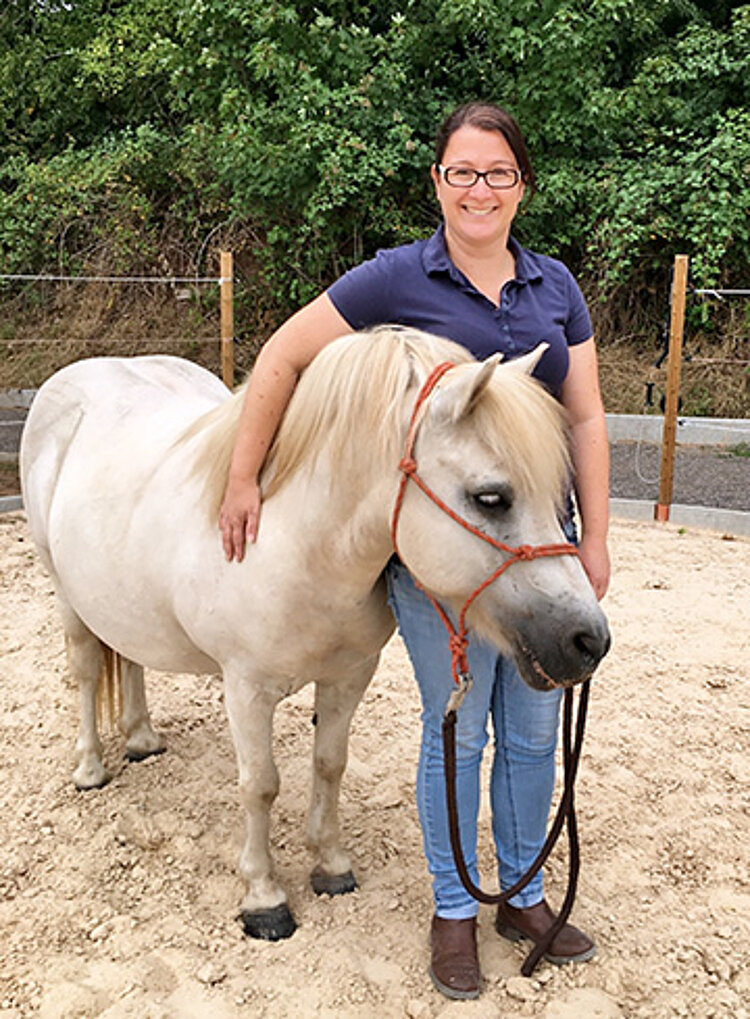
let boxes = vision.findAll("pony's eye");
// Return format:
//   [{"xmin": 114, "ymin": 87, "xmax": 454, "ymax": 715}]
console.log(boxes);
[{"xmin": 472, "ymin": 486, "xmax": 513, "ymax": 513}]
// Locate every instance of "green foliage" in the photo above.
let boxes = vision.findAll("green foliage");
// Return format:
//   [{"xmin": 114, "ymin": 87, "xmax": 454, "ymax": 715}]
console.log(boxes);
[
  {"xmin": 0, "ymin": 0, "xmax": 748, "ymax": 322},
  {"xmin": 724, "ymin": 442, "xmax": 750, "ymax": 458}
]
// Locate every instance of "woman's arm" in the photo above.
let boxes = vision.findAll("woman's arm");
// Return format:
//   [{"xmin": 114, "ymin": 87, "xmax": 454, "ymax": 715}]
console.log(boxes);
[
  {"xmin": 559, "ymin": 338, "xmax": 610, "ymax": 600},
  {"xmin": 219, "ymin": 293, "xmax": 352, "ymax": 562}
]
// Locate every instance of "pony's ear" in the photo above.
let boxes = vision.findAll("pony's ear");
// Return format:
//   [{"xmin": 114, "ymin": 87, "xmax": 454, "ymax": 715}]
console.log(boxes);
[
  {"xmin": 504, "ymin": 342, "xmax": 549, "ymax": 376},
  {"xmin": 431, "ymin": 354, "xmax": 502, "ymax": 423}
]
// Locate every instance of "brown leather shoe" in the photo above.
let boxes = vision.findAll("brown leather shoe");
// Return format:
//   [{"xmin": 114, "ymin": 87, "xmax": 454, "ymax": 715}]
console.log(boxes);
[
  {"xmin": 495, "ymin": 899, "xmax": 596, "ymax": 965},
  {"xmin": 429, "ymin": 915, "xmax": 481, "ymax": 999}
]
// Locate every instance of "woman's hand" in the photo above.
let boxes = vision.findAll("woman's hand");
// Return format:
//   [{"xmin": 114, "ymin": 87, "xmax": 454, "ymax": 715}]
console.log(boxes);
[{"xmin": 219, "ymin": 476, "xmax": 262, "ymax": 562}]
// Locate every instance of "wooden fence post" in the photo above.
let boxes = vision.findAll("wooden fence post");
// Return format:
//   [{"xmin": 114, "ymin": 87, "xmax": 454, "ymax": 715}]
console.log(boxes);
[
  {"xmin": 655, "ymin": 254, "xmax": 689, "ymax": 522},
  {"xmin": 220, "ymin": 251, "xmax": 234, "ymax": 389}
]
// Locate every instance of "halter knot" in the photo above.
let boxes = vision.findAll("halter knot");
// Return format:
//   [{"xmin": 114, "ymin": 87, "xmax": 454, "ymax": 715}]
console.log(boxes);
[
  {"xmin": 448, "ymin": 633, "xmax": 468, "ymax": 658},
  {"xmin": 515, "ymin": 544, "xmax": 535, "ymax": 561},
  {"xmin": 399, "ymin": 456, "xmax": 417, "ymax": 475}
]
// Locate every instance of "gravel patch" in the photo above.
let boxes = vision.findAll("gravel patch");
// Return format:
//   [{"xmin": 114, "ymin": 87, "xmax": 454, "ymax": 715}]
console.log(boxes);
[{"xmin": 610, "ymin": 441, "xmax": 750, "ymax": 512}]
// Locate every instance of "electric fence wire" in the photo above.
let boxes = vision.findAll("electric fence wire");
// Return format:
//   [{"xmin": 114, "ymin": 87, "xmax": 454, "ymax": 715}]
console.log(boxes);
[{"xmin": 0, "ymin": 273, "xmax": 223, "ymax": 284}]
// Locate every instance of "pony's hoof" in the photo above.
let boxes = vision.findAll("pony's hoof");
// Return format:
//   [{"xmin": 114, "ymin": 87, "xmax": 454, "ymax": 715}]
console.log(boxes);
[
  {"xmin": 73, "ymin": 761, "xmax": 111, "ymax": 790},
  {"xmin": 125, "ymin": 743, "xmax": 166, "ymax": 763},
  {"xmin": 240, "ymin": 903, "xmax": 297, "ymax": 941},
  {"xmin": 311, "ymin": 867, "xmax": 358, "ymax": 896}
]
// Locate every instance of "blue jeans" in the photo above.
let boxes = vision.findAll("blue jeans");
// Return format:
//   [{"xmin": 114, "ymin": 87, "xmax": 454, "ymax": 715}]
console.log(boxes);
[{"xmin": 386, "ymin": 558, "xmax": 563, "ymax": 919}]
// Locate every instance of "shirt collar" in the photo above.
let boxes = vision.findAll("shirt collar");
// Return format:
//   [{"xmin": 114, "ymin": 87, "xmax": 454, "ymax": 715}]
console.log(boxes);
[{"xmin": 423, "ymin": 225, "xmax": 543, "ymax": 285}]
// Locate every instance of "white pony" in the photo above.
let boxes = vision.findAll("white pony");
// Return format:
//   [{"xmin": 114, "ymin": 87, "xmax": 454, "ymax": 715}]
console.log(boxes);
[{"xmin": 20, "ymin": 326, "xmax": 610, "ymax": 940}]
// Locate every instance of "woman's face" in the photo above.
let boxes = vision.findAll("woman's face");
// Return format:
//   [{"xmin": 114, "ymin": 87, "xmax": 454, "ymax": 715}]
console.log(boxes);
[{"xmin": 431, "ymin": 125, "xmax": 525, "ymax": 252}]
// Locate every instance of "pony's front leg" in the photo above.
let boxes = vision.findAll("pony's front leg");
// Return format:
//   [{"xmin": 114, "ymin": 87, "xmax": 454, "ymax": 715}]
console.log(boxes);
[
  {"xmin": 223, "ymin": 670, "xmax": 295, "ymax": 941},
  {"xmin": 119, "ymin": 657, "xmax": 166, "ymax": 762},
  {"xmin": 307, "ymin": 659, "xmax": 377, "ymax": 896}
]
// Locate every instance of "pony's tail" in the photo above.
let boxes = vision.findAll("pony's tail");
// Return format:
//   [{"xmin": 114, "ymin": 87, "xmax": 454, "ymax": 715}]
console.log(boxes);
[{"xmin": 97, "ymin": 645, "xmax": 123, "ymax": 731}]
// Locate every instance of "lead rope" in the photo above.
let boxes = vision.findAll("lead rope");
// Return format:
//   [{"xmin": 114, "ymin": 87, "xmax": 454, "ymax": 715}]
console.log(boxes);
[
  {"xmin": 443, "ymin": 680, "xmax": 590, "ymax": 976},
  {"xmin": 391, "ymin": 363, "xmax": 591, "ymax": 978}
]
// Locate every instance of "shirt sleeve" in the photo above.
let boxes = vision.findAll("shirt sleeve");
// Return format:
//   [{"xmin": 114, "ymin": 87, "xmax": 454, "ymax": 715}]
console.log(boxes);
[
  {"xmin": 327, "ymin": 251, "xmax": 395, "ymax": 329},
  {"xmin": 565, "ymin": 270, "xmax": 594, "ymax": 345}
]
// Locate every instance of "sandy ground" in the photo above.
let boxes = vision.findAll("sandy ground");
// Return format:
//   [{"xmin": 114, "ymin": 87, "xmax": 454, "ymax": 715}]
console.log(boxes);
[{"xmin": 1, "ymin": 513, "xmax": 748, "ymax": 1019}]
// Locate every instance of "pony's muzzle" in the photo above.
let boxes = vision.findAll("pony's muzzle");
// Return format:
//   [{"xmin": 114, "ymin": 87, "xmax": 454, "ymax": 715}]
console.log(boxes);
[{"xmin": 513, "ymin": 614, "xmax": 611, "ymax": 691}]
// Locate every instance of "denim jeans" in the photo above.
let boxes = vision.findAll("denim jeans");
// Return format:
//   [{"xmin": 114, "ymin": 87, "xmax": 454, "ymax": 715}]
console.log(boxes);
[{"xmin": 386, "ymin": 557, "xmax": 563, "ymax": 919}]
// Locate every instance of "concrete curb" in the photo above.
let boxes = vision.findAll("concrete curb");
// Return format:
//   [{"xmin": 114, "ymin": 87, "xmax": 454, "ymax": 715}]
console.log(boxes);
[
  {"xmin": 0, "ymin": 496, "xmax": 23, "ymax": 513},
  {"xmin": 609, "ymin": 498, "xmax": 750, "ymax": 537},
  {"xmin": 606, "ymin": 414, "xmax": 750, "ymax": 446},
  {"xmin": 0, "ymin": 389, "xmax": 35, "ymax": 410}
]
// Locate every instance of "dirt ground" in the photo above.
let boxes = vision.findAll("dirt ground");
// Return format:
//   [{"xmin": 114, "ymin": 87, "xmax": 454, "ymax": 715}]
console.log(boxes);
[{"xmin": 1, "ymin": 513, "xmax": 748, "ymax": 1019}]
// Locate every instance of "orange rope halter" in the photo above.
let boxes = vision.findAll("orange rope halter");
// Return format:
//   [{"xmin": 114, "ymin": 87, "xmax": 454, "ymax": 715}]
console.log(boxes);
[{"xmin": 390, "ymin": 361, "xmax": 580, "ymax": 692}]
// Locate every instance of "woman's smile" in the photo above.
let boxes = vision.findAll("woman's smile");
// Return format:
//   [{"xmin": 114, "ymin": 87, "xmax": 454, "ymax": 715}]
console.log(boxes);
[{"xmin": 462, "ymin": 204, "xmax": 497, "ymax": 215}]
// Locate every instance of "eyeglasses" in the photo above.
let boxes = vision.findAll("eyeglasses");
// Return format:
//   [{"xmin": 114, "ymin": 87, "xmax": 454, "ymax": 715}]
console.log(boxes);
[{"xmin": 438, "ymin": 165, "xmax": 522, "ymax": 190}]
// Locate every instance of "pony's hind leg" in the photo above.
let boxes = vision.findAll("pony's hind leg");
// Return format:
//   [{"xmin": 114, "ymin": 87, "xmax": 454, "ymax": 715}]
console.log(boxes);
[
  {"xmin": 59, "ymin": 602, "xmax": 110, "ymax": 790},
  {"xmin": 60, "ymin": 594, "xmax": 163, "ymax": 787},
  {"xmin": 307, "ymin": 659, "xmax": 377, "ymax": 896},
  {"xmin": 118, "ymin": 657, "xmax": 166, "ymax": 762}
]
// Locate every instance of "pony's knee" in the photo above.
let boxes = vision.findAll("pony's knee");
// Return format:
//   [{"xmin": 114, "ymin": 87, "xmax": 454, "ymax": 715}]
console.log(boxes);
[
  {"xmin": 313, "ymin": 749, "xmax": 346, "ymax": 785},
  {"xmin": 239, "ymin": 770, "xmax": 280, "ymax": 812}
]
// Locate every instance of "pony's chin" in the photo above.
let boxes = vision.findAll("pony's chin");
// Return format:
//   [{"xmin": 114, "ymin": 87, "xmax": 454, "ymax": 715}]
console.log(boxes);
[
  {"xmin": 512, "ymin": 643, "xmax": 567, "ymax": 692},
  {"xmin": 513, "ymin": 643, "xmax": 595, "ymax": 692}
]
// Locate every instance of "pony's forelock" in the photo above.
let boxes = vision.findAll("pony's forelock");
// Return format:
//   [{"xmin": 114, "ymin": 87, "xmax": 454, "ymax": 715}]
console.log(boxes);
[{"xmin": 470, "ymin": 366, "xmax": 570, "ymax": 512}]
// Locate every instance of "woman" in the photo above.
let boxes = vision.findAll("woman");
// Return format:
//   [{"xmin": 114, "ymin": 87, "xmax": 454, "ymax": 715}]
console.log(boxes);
[{"xmin": 220, "ymin": 102, "xmax": 610, "ymax": 1000}]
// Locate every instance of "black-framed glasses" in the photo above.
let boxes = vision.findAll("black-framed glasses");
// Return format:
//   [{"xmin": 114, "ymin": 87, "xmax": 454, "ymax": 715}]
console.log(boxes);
[{"xmin": 438, "ymin": 165, "xmax": 522, "ymax": 190}]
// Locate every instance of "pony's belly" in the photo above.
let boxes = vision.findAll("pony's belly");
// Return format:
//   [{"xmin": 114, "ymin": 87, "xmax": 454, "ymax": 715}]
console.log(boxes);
[
  {"xmin": 47, "ymin": 532, "xmax": 218, "ymax": 675},
  {"xmin": 271, "ymin": 604, "xmax": 395, "ymax": 685},
  {"xmin": 61, "ymin": 583, "xmax": 219, "ymax": 675},
  {"xmin": 190, "ymin": 578, "xmax": 396, "ymax": 686}
]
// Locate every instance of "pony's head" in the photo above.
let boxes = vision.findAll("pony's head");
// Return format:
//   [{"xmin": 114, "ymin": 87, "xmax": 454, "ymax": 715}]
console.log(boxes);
[{"xmin": 367, "ymin": 332, "xmax": 608, "ymax": 690}]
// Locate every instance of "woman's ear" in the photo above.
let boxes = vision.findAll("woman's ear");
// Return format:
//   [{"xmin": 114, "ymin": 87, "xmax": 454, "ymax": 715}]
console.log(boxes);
[{"xmin": 430, "ymin": 164, "xmax": 441, "ymax": 198}]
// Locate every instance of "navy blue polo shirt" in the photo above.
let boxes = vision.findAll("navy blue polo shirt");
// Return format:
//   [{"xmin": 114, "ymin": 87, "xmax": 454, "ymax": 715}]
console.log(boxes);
[{"xmin": 327, "ymin": 226, "xmax": 592, "ymax": 395}]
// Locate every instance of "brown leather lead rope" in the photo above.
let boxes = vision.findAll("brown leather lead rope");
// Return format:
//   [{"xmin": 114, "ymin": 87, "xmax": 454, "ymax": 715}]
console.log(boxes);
[{"xmin": 442, "ymin": 680, "xmax": 591, "ymax": 977}]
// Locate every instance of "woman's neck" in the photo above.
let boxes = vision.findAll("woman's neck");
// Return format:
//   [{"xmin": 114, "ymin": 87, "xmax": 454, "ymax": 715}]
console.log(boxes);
[{"xmin": 444, "ymin": 228, "xmax": 516, "ymax": 306}]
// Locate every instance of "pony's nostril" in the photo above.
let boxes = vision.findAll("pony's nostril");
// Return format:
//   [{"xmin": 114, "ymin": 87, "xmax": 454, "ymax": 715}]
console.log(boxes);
[{"xmin": 573, "ymin": 628, "xmax": 610, "ymax": 666}]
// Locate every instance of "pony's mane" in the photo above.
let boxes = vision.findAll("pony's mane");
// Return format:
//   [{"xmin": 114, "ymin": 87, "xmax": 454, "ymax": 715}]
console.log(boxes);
[{"xmin": 186, "ymin": 326, "xmax": 569, "ymax": 518}]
